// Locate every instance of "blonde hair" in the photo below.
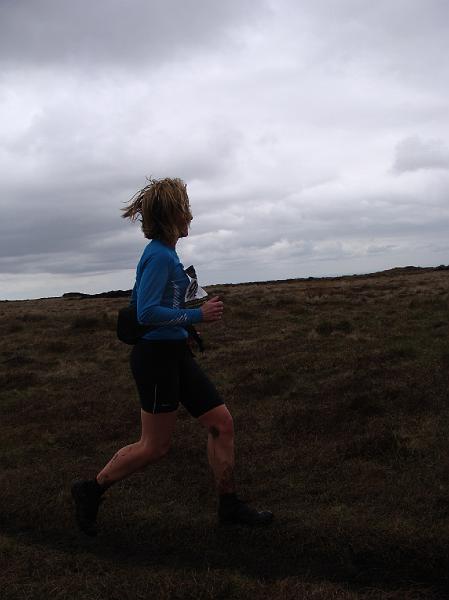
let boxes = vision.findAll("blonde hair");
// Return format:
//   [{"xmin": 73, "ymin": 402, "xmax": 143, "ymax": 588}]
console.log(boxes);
[{"xmin": 122, "ymin": 177, "xmax": 192, "ymax": 244}]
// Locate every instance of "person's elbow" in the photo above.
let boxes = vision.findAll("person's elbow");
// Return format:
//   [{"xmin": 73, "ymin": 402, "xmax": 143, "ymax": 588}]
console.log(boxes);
[{"xmin": 137, "ymin": 304, "xmax": 159, "ymax": 325}]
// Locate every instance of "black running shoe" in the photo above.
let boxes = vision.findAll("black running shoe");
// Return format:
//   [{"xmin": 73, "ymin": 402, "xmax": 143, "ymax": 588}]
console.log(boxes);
[
  {"xmin": 71, "ymin": 479, "xmax": 103, "ymax": 537},
  {"xmin": 218, "ymin": 498, "xmax": 274, "ymax": 527}
]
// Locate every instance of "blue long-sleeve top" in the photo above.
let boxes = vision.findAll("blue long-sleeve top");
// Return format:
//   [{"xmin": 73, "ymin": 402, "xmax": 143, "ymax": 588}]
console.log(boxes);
[{"xmin": 131, "ymin": 239, "xmax": 203, "ymax": 341}]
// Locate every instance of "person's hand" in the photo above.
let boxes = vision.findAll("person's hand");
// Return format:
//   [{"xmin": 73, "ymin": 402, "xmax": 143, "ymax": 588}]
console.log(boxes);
[{"xmin": 201, "ymin": 296, "xmax": 224, "ymax": 322}]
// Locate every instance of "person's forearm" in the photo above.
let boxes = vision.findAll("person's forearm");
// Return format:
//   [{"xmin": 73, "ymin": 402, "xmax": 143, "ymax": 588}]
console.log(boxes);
[{"xmin": 137, "ymin": 304, "xmax": 202, "ymax": 327}]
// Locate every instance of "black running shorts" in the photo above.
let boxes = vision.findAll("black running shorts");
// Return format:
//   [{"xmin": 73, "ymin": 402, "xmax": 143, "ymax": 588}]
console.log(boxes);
[{"xmin": 129, "ymin": 340, "xmax": 224, "ymax": 418}]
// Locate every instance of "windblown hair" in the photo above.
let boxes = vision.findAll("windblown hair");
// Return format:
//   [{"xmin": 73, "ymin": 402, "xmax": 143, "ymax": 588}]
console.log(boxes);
[{"xmin": 122, "ymin": 177, "xmax": 192, "ymax": 244}]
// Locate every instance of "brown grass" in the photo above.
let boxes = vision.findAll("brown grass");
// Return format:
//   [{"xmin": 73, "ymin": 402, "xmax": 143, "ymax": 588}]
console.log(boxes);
[{"xmin": 1, "ymin": 269, "xmax": 449, "ymax": 599}]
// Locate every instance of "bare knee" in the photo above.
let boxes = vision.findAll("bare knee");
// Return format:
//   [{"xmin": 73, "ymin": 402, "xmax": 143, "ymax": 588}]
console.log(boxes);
[{"xmin": 209, "ymin": 414, "xmax": 234, "ymax": 440}]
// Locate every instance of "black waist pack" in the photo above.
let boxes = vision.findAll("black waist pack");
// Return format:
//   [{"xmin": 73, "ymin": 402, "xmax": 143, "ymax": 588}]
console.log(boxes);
[
  {"xmin": 117, "ymin": 305, "xmax": 204, "ymax": 352},
  {"xmin": 117, "ymin": 305, "xmax": 151, "ymax": 345}
]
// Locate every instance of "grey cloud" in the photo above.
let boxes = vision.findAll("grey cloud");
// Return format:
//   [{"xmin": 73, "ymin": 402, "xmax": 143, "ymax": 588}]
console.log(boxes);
[
  {"xmin": 297, "ymin": 0, "xmax": 449, "ymax": 87},
  {"xmin": 0, "ymin": 83, "xmax": 242, "ymax": 271},
  {"xmin": 183, "ymin": 178, "xmax": 449, "ymax": 274},
  {"xmin": 392, "ymin": 136, "xmax": 449, "ymax": 174},
  {"xmin": 0, "ymin": 223, "xmax": 144, "ymax": 275},
  {"xmin": 0, "ymin": 0, "xmax": 268, "ymax": 69},
  {"xmin": 3, "ymin": 157, "xmax": 449, "ymax": 280},
  {"xmin": 1, "ymin": 0, "xmax": 449, "ymax": 299}
]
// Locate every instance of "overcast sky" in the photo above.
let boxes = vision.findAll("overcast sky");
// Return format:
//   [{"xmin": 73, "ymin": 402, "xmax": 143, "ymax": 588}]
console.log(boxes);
[{"xmin": 1, "ymin": 0, "xmax": 448, "ymax": 300}]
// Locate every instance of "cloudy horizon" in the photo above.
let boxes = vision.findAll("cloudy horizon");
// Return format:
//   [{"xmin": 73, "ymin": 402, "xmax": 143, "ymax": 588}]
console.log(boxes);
[{"xmin": 1, "ymin": 0, "xmax": 448, "ymax": 300}]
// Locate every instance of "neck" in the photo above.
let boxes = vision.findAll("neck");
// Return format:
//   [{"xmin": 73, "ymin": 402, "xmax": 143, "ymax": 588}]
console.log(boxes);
[{"xmin": 157, "ymin": 237, "xmax": 177, "ymax": 249}]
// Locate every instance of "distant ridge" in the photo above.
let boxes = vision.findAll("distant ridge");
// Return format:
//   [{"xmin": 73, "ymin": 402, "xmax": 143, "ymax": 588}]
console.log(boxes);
[
  {"xmin": 224, "ymin": 264, "xmax": 449, "ymax": 288},
  {"xmin": 60, "ymin": 264, "xmax": 449, "ymax": 299},
  {"xmin": 62, "ymin": 290, "xmax": 132, "ymax": 299}
]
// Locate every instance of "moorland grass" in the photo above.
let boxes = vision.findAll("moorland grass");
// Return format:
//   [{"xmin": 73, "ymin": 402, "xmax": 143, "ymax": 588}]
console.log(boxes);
[{"xmin": 1, "ymin": 269, "xmax": 449, "ymax": 599}]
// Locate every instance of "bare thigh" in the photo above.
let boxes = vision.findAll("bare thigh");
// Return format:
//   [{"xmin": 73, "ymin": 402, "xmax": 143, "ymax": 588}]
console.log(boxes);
[{"xmin": 140, "ymin": 408, "xmax": 178, "ymax": 453}]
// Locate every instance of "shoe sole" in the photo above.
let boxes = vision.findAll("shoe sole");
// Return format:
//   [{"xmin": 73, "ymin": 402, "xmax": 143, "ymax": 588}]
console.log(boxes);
[{"xmin": 71, "ymin": 480, "xmax": 98, "ymax": 537}]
